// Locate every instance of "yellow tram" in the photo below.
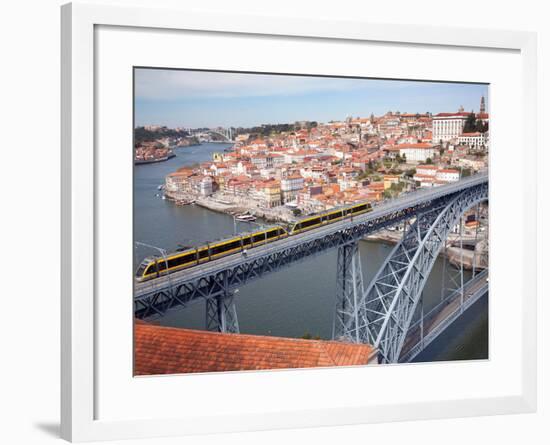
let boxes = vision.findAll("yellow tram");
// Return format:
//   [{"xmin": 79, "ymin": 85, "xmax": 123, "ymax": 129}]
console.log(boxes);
[{"xmin": 135, "ymin": 201, "xmax": 372, "ymax": 282}]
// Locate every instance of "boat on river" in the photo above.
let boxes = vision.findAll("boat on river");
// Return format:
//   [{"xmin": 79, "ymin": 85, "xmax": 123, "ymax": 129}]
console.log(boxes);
[{"xmin": 235, "ymin": 214, "xmax": 257, "ymax": 222}]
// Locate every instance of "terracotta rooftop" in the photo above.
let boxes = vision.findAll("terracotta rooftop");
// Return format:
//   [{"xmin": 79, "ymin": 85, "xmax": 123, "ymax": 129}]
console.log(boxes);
[
  {"xmin": 134, "ymin": 322, "xmax": 377, "ymax": 376},
  {"xmin": 433, "ymin": 112, "xmax": 471, "ymax": 118}
]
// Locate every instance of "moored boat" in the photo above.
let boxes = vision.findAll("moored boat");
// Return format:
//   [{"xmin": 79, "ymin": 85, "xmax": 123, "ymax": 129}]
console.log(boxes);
[{"xmin": 235, "ymin": 214, "xmax": 257, "ymax": 222}]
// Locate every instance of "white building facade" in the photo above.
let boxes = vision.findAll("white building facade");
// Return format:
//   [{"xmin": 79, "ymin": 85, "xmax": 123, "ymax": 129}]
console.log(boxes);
[
  {"xmin": 398, "ymin": 144, "xmax": 436, "ymax": 163},
  {"xmin": 435, "ymin": 169, "xmax": 460, "ymax": 182},
  {"xmin": 458, "ymin": 132, "xmax": 488, "ymax": 149},
  {"xmin": 415, "ymin": 165, "xmax": 438, "ymax": 177},
  {"xmin": 280, "ymin": 175, "xmax": 304, "ymax": 203},
  {"xmin": 432, "ymin": 112, "xmax": 470, "ymax": 145}
]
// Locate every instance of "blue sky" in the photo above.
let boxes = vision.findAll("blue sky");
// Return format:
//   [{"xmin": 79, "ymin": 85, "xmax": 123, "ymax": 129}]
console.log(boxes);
[{"xmin": 134, "ymin": 69, "xmax": 488, "ymax": 128}]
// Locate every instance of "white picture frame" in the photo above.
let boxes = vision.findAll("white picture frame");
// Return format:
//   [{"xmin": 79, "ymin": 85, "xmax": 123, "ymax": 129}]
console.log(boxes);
[{"xmin": 61, "ymin": 2, "xmax": 537, "ymax": 442}]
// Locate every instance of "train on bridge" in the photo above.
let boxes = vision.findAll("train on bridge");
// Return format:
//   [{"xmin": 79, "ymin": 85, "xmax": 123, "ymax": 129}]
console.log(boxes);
[{"xmin": 135, "ymin": 201, "xmax": 372, "ymax": 281}]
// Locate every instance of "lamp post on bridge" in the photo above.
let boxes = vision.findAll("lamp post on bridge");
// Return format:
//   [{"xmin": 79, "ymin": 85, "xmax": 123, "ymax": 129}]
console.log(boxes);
[
  {"xmin": 231, "ymin": 214, "xmax": 238, "ymax": 236},
  {"xmin": 135, "ymin": 241, "xmax": 175, "ymax": 300}
]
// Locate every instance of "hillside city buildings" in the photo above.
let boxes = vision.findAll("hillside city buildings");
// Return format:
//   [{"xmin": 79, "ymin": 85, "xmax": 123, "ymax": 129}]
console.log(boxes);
[
  {"xmin": 134, "ymin": 141, "xmax": 175, "ymax": 164},
  {"xmin": 158, "ymin": 97, "xmax": 489, "ymax": 219}
]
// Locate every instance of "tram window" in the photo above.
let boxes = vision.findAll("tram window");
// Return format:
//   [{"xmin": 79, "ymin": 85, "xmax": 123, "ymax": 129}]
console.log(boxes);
[
  {"xmin": 211, "ymin": 240, "xmax": 241, "ymax": 255},
  {"xmin": 252, "ymin": 232, "xmax": 268, "ymax": 243},
  {"xmin": 166, "ymin": 256, "xmax": 181, "ymax": 269},
  {"xmin": 210, "ymin": 245, "xmax": 222, "ymax": 256},
  {"xmin": 266, "ymin": 230, "xmax": 278, "ymax": 239},
  {"xmin": 241, "ymin": 236, "xmax": 252, "ymax": 247},
  {"xmin": 168, "ymin": 252, "xmax": 195, "ymax": 268},
  {"xmin": 184, "ymin": 252, "xmax": 197, "ymax": 263},
  {"xmin": 301, "ymin": 217, "xmax": 321, "ymax": 229},
  {"xmin": 225, "ymin": 240, "xmax": 241, "ymax": 250},
  {"xmin": 143, "ymin": 265, "xmax": 154, "ymax": 276},
  {"xmin": 198, "ymin": 249, "xmax": 209, "ymax": 259}
]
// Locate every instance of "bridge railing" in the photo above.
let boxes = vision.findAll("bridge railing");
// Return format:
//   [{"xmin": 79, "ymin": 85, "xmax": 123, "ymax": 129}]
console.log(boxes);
[
  {"xmin": 134, "ymin": 176, "xmax": 488, "ymax": 323},
  {"xmin": 399, "ymin": 269, "xmax": 489, "ymax": 363}
]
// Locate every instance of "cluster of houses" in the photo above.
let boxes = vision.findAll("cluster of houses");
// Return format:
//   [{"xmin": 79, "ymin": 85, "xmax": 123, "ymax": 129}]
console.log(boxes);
[
  {"xmin": 134, "ymin": 141, "xmax": 174, "ymax": 164},
  {"xmin": 163, "ymin": 101, "xmax": 489, "ymax": 215}
]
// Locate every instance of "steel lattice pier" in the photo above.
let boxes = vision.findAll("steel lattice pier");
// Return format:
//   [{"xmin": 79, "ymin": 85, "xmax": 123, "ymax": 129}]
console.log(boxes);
[{"xmin": 335, "ymin": 183, "xmax": 488, "ymax": 363}]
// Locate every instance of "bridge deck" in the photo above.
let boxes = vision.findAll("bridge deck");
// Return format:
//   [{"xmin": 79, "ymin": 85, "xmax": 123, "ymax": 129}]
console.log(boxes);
[
  {"xmin": 135, "ymin": 173, "xmax": 488, "ymax": 300},
  {"xmin": 400, "ymin": 269, "xmax": 489, "ymax": 362}
]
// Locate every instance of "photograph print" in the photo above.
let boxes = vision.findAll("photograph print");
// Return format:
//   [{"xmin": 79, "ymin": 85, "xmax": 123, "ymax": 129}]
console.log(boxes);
[{"xmin": 133, "ymin": 68, "xmax": 489, "ymax": 376}]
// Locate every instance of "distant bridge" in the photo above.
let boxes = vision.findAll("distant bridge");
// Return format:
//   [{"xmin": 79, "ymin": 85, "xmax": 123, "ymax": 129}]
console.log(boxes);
[
  {"xmin": 210, "ymin": 128, "xmax": 233, "ymax": 142},
  {"xmin": 186, "ymin": 127, "xmax": 234, "ymax": 142},
  {"xmin": 134, "ymin": 173, "xmax": 488, "ymax": 363}
]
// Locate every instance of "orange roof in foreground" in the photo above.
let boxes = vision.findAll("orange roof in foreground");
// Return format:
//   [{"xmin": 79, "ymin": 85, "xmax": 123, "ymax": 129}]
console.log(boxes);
[{"xmin": 134, "ymin": 322, "xmax": 377, "ymax": 375}]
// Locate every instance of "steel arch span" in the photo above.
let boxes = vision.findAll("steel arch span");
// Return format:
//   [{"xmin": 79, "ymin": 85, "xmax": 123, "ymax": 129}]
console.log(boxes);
[
  {"xmin": 208, "ymin": 129, "xmax": 232, "ymax": 142},
  {"xmin": 338, "ymin": 183, "xmax": 488, "ymax": 363}
]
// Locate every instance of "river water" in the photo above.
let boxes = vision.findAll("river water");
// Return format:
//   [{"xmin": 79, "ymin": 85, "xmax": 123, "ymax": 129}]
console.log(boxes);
[{"xmin": 134, "ymin": 142, "xmax": 488, "ymax": 362}]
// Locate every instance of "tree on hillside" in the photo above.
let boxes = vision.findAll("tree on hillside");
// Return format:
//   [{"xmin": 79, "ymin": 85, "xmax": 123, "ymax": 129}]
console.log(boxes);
[
  {"xmin": 462, "ymin": 168, "xmax": 473, "ymax": 177},
  {"xmin": 475, "ymin": 119, "xmax": 489, "ymax": 133},
  {"xmin": 463, "ymin": 112, "xmax": 477, "ymax": 133}
]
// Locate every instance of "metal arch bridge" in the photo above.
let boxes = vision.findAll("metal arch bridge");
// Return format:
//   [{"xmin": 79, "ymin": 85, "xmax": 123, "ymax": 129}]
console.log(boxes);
[
  {"xmin": 134, "ymin": 173, "xmax": 488, "ymax": 363},
  {"xmin": 333, "ymin": 182, "xmax": 488, "ymax": 363},
  {"xmin": 187, "ymin": 128, "xmax": 234, "ymax": 142},
  {"xmin": 208, "ymin": 128, "xmax": 233, "ymax": 142}
]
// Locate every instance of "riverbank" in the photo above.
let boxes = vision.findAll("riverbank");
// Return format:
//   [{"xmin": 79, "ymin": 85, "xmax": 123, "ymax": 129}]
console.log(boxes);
[
  {"xmin": 134, "ymin": 152, "xmax": 176, "ymax": 165},
  {"xmin": 365, "ymin": 229, "xmax": 488, "ymax": 270},
  {"xmin": 194, "ymin": 196, "xmax": 295, "ymax": 224},
  {"xmin": 183, "ymin": 195, "xmax": 488, "ymax": 271},
  {"xmin": 174, "ymin": 142, "xmax": 200, "ymax": 148}
]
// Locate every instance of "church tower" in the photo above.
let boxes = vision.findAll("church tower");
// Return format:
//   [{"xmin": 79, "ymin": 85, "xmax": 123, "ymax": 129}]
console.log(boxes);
[{"xmin": 480, "ymin": 96, "xmax": 486, "ymax": 114}]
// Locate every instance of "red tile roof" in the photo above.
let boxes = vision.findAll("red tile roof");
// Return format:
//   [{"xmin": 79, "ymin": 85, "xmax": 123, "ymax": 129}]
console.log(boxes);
[
  {"xmin": 434, "ymin": 112, "xmax": 471, "ymax": 118},
  {"xmin": 398, "ymin": 143, "xmax": 434, "ymax": 149},
  {"xmin": 134, "ymin": 322, "xmax": 377, "ymax": 375}
]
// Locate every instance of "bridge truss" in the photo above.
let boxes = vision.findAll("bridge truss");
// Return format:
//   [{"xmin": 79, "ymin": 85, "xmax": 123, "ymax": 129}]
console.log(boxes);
[
  {"xmin": 333, "ymin": 182, "xmax": 488, "ymax": 363},
  {"xmin": 208, "ymin": 128, "xmax": 233, "ymax": 142},
  {"xmin": 134, "ymin": 180, "xmax": 488, "ymax": 350},
  {"xmin": 134, "ymin": 196, "xmax": 435, "ymax": 321}
]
